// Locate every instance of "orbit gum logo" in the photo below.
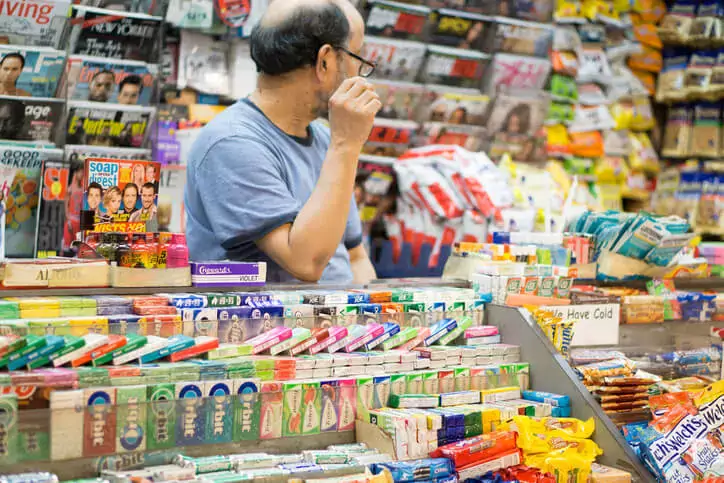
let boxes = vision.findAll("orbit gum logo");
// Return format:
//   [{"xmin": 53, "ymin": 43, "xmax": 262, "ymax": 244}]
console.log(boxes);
[
  {"xmin": 116, "ymin": 385, "xmax": 146, "ymax": 453},
  {"xmin": 176, "ymin": 382, "xmax": 204, "ymax": 446},
  {"xmin": 0, "ymin": 395, "xmax": 18, "ymax": 464},
  {"xmin": 83, "ymin": 388, "xmax": 116, "ymax": 457},
  {"xmin": 205, "ymin": 381, "xmax": 232, "ymax": 444},
  {"xmin": 147, "ymin": 383, "xmax": 175, "ymax": 450},
  {"xmin": 233, "ymin": 379, "xmax": 260, "ymax": 442}
]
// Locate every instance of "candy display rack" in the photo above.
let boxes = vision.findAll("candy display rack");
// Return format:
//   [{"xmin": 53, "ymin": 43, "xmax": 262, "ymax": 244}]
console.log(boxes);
[
  {"xmin": 486, "ymin": 304, "xmax": 654, "ymax": 483},
  {"xmin": 0, "ymin": 280, "xmax": 657, "ymax": 481}
]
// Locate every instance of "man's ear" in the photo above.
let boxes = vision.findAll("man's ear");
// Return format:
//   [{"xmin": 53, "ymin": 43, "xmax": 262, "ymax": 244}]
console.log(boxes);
[{"xmin": 315, "ymin": 44, "xmax": 335, "ymax": 81}]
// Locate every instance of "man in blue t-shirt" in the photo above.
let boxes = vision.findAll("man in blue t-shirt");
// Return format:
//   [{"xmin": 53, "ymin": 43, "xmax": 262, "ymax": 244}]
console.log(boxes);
[{"xmin": 184, "ymin": 0, "xmax": 381, "ymax": 284}]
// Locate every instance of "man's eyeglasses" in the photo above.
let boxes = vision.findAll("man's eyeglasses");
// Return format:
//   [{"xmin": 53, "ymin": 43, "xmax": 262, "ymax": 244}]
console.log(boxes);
[{"xmin": 334, "ymin": 46, "xmax": 376, "ymax": 78}]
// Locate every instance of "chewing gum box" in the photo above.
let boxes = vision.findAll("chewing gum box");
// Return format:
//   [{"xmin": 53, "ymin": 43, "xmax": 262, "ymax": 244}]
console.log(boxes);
[
  {"xmin": 50, "ymin": 390, "xmax": 83, "ymax": 461},
  {"xmin": 338, "ymin": 378, "xmax": 357, "ymax": 431},
  {"xmin": 83, "ymin": 388, "xmax": 117, "ymax": 457},
  {"xmin": 259, "ymin": 382, "xmax": 283, "ymax": 440},
  {"xmin": 205, "ymin": 380, "xmax": 233, "ymax": 444},
  {"xmin": 320, "ymin": 380, "xmax": 339, "ymax": 432},
  {"xmin": 0, "ymin": 395, "xmax": 18, "ymax": 464},
  {"xmin": 116, "ymin": 385, "xmax": 146, "ymax": 453},
  {"xmin": 233, "ymin": 378, "xmax": 261, "ymax": 441},
  {"xmin": 282, "ymin": 381, "xmax": 303, "ymax": 437},
  {"xmin": 147, "ymin": 383, "xmax": 176, "ymax": 450},
  {"xmin": 175, "ymin": 381, "xmax": 205, "ymax": 446}
]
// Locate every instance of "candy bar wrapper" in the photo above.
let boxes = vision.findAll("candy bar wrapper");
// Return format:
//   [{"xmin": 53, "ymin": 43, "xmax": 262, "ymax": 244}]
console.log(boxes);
[
  {"xmin": 83, "ymin": 387, "xmax": 117, "ymax": 457},
  {"xmin": 175, "ymin": 382, "xmax": 205, "ymax": 446},
  {"xmin": 376, "ymin": 458, "xmax": 455, "ymax": 482},
  {"xmin": 260, "ymin": 382, "xmax": 283, "ymax": 440},
  {"xmin": 320, "ymin": 380, "xmax": 339, "ymax": 432},
  {"xmin": 116, "ymin": 385, "xmax": 146, "ymax": 453},
  {"xmin": 233, "ymin": 378, "xmax": 261, "ymax": 441}
]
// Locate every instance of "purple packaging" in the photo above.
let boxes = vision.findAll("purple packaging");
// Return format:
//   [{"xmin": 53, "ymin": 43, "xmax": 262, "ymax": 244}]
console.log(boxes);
[
  {"xmin": 190, "ymin": 262, "xmax": 267, "ymax": 287},
  {"xmin": 98, "ymin": 306, "xmax": 135, "ymax": 316},
  {"xmin": 320, "ymin": 379, "xmax": 339, "ymax": 432},
  {"xmin": 237, "ymin": 292, "xmax": 275, "ymax": 306}
]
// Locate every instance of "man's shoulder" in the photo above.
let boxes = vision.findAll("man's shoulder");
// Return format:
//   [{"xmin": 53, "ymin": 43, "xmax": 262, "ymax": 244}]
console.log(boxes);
[{"xmin": 188, "ymin": 101, "xmax": 272, "ymax": 167}]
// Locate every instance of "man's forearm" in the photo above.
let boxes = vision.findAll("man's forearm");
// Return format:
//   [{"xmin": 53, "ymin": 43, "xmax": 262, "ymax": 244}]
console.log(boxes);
[
  {"xmin": 351, "ymin": 251, "xmax": 376, "ymax": 284},
  {"xmin": 288, "ymin": 143, "xmax": 359, "ymax": 271}
]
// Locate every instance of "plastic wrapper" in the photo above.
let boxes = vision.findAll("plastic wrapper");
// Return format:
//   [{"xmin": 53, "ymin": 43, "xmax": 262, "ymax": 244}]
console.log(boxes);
[
  {"xmin": 494, "ymin": 18, "xmax": 554, "ymax": 57},
  {"xmin": 430, "ymin": 431, "xmax": 518, "ymax": 468},
  {"xmin": 421, "ymin": 45, "xmax": 489, "ymax": 88},
  {"xmin": 374, "ymin": 80, "xmax": 426, "ymax": 122},
  {"xmin": 361, "ymin": 36, "xmax": 427, "ymax": 82},
  {"xmin": 419, "ymin": 85, "xmax": 490, "ymax": 125},
  {"xmin": 374, "ymin": 458, "xmax": 455, "ymax": 482},
  {"xmin": 570, "ymin": 349, "xmax": 626, "ymax": 365},
  {"xmin": 490, "ymin": 54, "xmax": 551, "ymax": 91}
]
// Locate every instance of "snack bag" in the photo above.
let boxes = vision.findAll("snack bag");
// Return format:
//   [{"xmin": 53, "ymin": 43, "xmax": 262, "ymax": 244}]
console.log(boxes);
[
  {"xmin": 691, "ymin": 102, "xmax": 721, "ymax": 158},
  {"xmin": 504, "ymin": 416, "xmax": 601, "ymax": 458},
  {"xmin": 546, "ymin": 102, "xmax": 576, "ymax": 125},
  {"xmin": 525, "ymin": 450, "xmax": 593, "ymax": 483},
  {"xmin": 554, "ymin": 0, "xmax": 586, "ymax": 23},
  {"xmin": 628, "ymin": 45, "xmax": 663, "ymax": 73},
  {"xmin": 546, "ymin": 125, "xmax": 573, "ymax": 157},
  {"xmin": 634, "ymin": 24, "xmax": 662, "ymax": 49},
  {"xmin": 552, "ymin": 51, "xmax": 579, "ymax": 76},
  {"xmin": 684, "ymin": 50, "xmax": 716, "ymax": 98},
  {"xmin": 656, "ymin": 48, "xmax": 689, "ymax": 103},
  {"xmin": 661, "ymin": 104, "xmax": 693, "ymax": 158},
  {"xmin": 570, "ymin": 131, "xmax": 604, "ymax": 158},
  {"xmin": 550, "ymin": 74, "xmax": 578, "ymax": 103},
  {"xmin": 640, "ymin": 404, "xmax": 708, "ymax": 481}
]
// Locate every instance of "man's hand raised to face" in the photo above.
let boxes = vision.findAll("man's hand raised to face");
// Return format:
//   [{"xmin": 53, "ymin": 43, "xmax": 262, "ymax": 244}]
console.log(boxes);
[{"xmin": 328, "ymin": 76, "xmax": 382, "ymax": 149}]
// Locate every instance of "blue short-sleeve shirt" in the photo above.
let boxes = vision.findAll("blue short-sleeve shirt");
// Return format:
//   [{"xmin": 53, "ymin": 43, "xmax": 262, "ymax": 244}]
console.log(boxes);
[{"xmin": 184, "ymin": 99, "xmax": 363, "ymax": 283}]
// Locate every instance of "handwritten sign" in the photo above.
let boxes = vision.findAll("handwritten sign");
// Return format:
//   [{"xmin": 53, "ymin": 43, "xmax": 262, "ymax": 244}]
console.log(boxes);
[{"xmin": 541, "ymin": 303, "xmax": 620, "ymax": 346}]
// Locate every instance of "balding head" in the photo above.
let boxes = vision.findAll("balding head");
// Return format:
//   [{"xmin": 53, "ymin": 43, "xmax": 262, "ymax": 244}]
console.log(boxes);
[{"xmin": 250, "ymin": 0, "xmax": 362, "ymax": 76}]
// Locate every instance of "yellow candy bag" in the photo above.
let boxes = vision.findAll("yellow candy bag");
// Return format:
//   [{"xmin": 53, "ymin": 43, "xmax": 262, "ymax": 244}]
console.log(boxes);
[
  {"xmin": 503, "ymin": 416, "xmax": 601, "ymax": 456},
  {"xmin": 525, "ymin": 451, "xmax": 594, "ymax": 483}
]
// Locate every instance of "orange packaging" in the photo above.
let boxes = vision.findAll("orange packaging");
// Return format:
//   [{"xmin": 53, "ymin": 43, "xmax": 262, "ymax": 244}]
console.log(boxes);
[
  {"xmin": 628, "ymin": 46, "xmax": 663, "ymax": 73},
  {"xmin": 633, "ymin": 69, "xmax": 656, "ymax": 95},
  {"xmin": 430, "ymin": 431, "xmax": 518, "ymax": 468},
  {"xmin": 649, "ymin": 392, "xmax": 693, "ymax": 417},
  {"xmin": 634, "ymin": 24, "xmax": 662, "ymax": 49},
  {"xmin": 368, "ymin": 291, "xmax": 392, "ymax": 303},
  {"xmin": 552, "ymin": 51, "xmax": 579, "ymax": 76},
  {"xmin": 570, "ymin": 131, "xmax": 604, "ymax": 158}
]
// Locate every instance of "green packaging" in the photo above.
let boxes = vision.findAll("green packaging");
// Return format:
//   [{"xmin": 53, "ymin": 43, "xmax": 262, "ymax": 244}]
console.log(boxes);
[
  {"xmin": 233, "ymin": 378, "xmax": 260, "ymax": 441},
  {"xmin": 95, "ymin": 334, "xmax": 147, "ymax": 367},
  {"xmin": 282, "ymin": 381, "xmax": 303, "ymax": 437},
  {"xmin": 380, "ymin": 327, "xmax": 417, "ymax": 351},
  {"xmin": 405, "ymin": 373, "xmax": 423, "ymax": 394},
  {"xmin": 116, "ymin": 385, "xmax": 147, "ymax": 453},
  {"xmin": 301, "ymin": 381, "xmax": 321, "ymax": 435},
  {"xmin": 147, "ymin": 383, "xmax": 175, "ymax": 450},
  {"xmin": 437, "ymin": 317, "xmax": 473, "ymax": 346},
  {"xmin": 355, "ymin": 376, "xmax": 374, "ymax": 422},
  {"xmin": 0, "ymin": 395, "xmax": 18, "ymax": 464}
]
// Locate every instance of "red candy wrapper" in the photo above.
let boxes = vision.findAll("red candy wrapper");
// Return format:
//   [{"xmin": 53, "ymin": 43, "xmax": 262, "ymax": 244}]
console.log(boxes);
[{"xmin": 430, "ymin": 430, "xmax": 518, "ymax": 468}]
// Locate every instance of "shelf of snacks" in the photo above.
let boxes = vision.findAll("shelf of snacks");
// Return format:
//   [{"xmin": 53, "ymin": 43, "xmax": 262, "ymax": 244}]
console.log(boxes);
[{"xmin": 0, "ymin": 280, "xmax": 653, "ymax": 482}]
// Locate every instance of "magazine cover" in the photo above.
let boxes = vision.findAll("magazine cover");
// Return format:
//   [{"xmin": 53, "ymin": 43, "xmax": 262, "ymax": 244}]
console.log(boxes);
[
  {"xmin": 428, "ymin": 9, "xmax": 490, "ymax": 50},
  {"xmin": 363, "ymin": 0, "xmax": 430, "ymax": 41},
  {"xmin": 512, "ymin": 0, "xmax": 553, "ymax": 22},
  {"xmin": 488, "ymin": 53, "xmax": 551, "ymax": 91},
  {"xmin": 372, "ymin": 80, "xmax": 425, "ymax": 121},
  {"xmin": 0, "ymin": 96, "xmax": 64, "ymax": 144},
  {"xmin": 485, "ymin": 92, "xmax": 548, "ymax": 162},
  {"xmin": 419, "ymin": 85, "xmax": 490, "ymax": 125},
  {"xmin": 35, "ymin": 159, "xmax": 69, "ymax": 257},
  {"xmin": 0, "ymin": 0, "xmax": 71, "ymax": 48},
  {"xmin": 420, "ymin": 45, "xmax": 490, "ymax": 88},
  {"xmin": 493, "ymin": 17, "xmax": 554, "ymax": 57},
  {"xmin": 81, "ymin": 157, "xmax": 160, "ymax": 233},
  {"xmin": 361, "ymin": 37, "xmax": 427, "ymax": 82},
  {"xmin": 159, "ymin": 164, "xmax": 185, "ymax": 232},
  {"xmin": 0, "ymin": 146, "xmax": 62, "ymax": 257},
  {"xmin": 177, "ymin": 30, "xmax": 231, "ymax": 97},
  {"xmin": 155, "ymin": 104, "xmax": 188, "ymax": 164},
  {"xmin": 362, "ymin": 119, "xmax": 418, "ymax": 158},
  {"xmin": 62, "ymin": 56, "xmax": 157, "ymax": 106},
  {"xmin": 0, "ymin": 46, "xmax": 66, "ymax": 98},
  {"xmin": 65, "ymin": 101, "xmax": 155, "ymax": 148},
  {"xmin": 74, "ymin": 0, "xmax": 166, "ymax": 15},
  {"xmin": 417, "ymin": 122, "xmax": 487, "ymax": 151},
  {"xmin": 65, "ymin": 6, "xmax": 162, "ymax": 63},
  {"xmin": 63, "ymin": 145, "xmax": 150, "ymax": 250}
]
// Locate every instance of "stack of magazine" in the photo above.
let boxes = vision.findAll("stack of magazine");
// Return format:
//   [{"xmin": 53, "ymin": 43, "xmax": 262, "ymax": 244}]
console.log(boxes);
[{"xmin": 0, "ymin": 0, "xmax": 163, "ymax": 259}]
